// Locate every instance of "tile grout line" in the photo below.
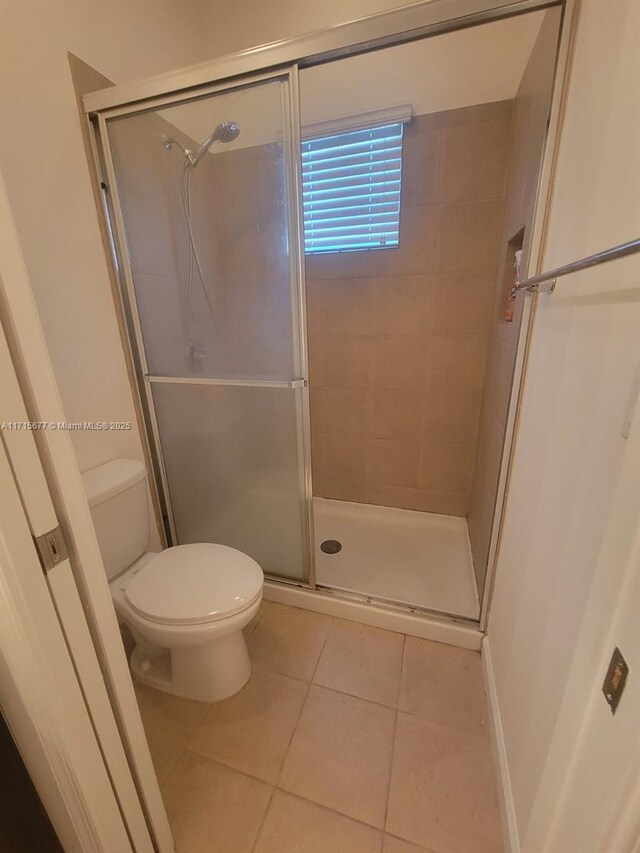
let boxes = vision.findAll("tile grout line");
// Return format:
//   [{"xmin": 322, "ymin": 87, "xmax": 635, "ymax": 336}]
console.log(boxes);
[
  {"xmin": 158, "ymin": 743, "xmax": 186, "ymax": 793},
  {"xmin": 396, "ymin": 632, "xmax": 407, "ymax": 709},
  {"xmin": 185, "ymin": 610, "xmax": 332, "ymax": 786},
  {"xmin": 382, "ymin": 633, "xmax": 406, "ymax": 835},
  {"xmin": 149, "ymin": 626, "xmax": 486, "ymax": 745},
  {"xmin": 272, "ymin": 616, "xmax": 333, "ymax": 790},
  {"xmin": 156, "ymin": 659, "xmax": 489, "ymax": 812},
  {"xmin": 180, "ymin": 603, "xmax": 270, "ymax": 759},
  {"xmin": 382, "ymin": 711, "xmax": 398, "ymax": 833},
  {"xmin": 305, "ymin": 680, "xmax": 401, "ymax": 711},
  {"xmin": 309, "ymin": 616, "xmax": 334, "ymax": 683},
  {"xmin": 183, "ymin": 677, "xmax": 411, "ymax": 790},
  {"xmin": 391, "ymin": 635, "xmax": 492, "ymax": 740},
  {"xmin": 249, "ymin": 621, "xmax": 407, "ymax": 833},
  {"xmin": 268, "ymin": 786, "xmax": 388, "ymax": 836},
  {"xmin": 394, "ymin": 708, "xmax": 491, "ymax": 741},
  {"xmin": 249, "ymin": 783, "xmax": 277, "ymax": 853},
  {"xmin": 252, "ymin": 616, "xmax": 335, "ymax": 850},
  {"xmin": 384, "ymin": 831, "xmax": 440, "ymax": 853},
  {"xmin": 148, "ymin": 609, "xmax": 492, "ymax": 850},
  {"xmin": 181, "ymin": 680, "xmax": 420, "ymax": 791},
  {"xmin": 165, "ymin": 745, "xmax": 393, "ymax": 840},
  {"xmin": 248, "ymin": 612, "xmax": 411, "ymax": 711},
  {"xmin": 182, "ymin": 702, "xmax": 213, "ymax": 756}
]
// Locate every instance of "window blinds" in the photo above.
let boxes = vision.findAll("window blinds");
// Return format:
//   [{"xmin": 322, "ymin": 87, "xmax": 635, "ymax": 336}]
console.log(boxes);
[{"xmin": 301, "ymin": 123, "xmax": 404, "ymax": 254}]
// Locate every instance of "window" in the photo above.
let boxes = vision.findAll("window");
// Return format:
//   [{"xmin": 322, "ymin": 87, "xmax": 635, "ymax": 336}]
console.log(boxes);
[{"xmin": 301, "ymin": 122, "xmax": 404, "ymax": 255}]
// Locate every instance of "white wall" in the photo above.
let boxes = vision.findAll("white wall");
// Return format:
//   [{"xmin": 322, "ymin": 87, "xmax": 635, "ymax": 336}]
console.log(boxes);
[
  {"xmin": 486, "ymin": 0, "xmax": 640, "ymax": 848},
  {"xmin": 300, "ymin": 14, "xmax": 542, "ymax": 126},
  {"xmin": 0, "ymin": 0, "xmax": 207, "ymax": 473},
  {"xmin": 536, "ymin": 417, "xmax": 640, "ymax": 853},
  {"xmin": 166, "ymin": 14, "xmax": 541, "ymax": 154},
  {"xmin": 194, "ymin": 0, "xmax": 435, "ymax": 57}
]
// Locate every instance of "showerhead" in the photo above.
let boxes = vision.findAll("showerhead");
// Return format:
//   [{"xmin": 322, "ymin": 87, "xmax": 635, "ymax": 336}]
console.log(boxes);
[
  {"xmin": 191, "ymin": 121, "xmax": 240, "ymax": 166},
  {"xmin": 212, "ymin": 121, "xmax": 241, "ymax": 144}
]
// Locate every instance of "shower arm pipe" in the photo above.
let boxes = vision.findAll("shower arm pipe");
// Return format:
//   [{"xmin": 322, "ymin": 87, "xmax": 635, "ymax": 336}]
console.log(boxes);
[{"xmin": 515, "ymin": 237, "xmax": 640, "ymax": 294}]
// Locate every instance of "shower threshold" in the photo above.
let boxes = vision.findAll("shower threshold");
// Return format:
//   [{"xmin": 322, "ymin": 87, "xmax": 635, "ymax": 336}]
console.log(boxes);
[{"xmin": 313, "ymin": 497, "xmax": 480, "ymax": 621}]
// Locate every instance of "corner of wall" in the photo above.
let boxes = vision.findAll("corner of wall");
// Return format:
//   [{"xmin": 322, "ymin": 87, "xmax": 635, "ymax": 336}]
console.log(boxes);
[{"xmin": 482, "ymin": 635, "xmax": 520, "ymax": 853}]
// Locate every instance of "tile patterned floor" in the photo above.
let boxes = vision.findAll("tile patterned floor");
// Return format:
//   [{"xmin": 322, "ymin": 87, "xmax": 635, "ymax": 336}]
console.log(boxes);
[{"xmin": 135, "ymin": 602, "xmax": 503, "ymax": 853}]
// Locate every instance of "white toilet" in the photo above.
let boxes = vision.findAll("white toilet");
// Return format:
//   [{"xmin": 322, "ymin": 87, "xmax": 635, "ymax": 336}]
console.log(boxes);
[{"xmin": 81, "ymin": 458, "xmax": 264, "ymax": 703}]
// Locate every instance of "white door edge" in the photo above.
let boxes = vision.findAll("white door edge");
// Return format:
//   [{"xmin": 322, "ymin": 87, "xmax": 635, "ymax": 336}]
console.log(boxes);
[
  {"xmin": 0, "ymin": 167, "xmax": 173, "ymax": 851},
  {"xmin": 0, "ymin": 435, "xmax": 132, "ymax": 852}
]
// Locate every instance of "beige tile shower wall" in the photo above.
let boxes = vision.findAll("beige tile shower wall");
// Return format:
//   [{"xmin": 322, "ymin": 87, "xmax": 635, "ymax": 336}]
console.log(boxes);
[
  {"xmin": 210, "ymin": 143, "xmax": 293, "ymax": 379},
  {"xmin": 115, "ymin": 125, "xmax": 292, "ymax": 382},
  {"xmin": 467, "ymin": 9, "xmax": 561, "ymax": 592},
  {"xmin": 307, "ymin": 101, "xmax": 513, "ymax": 515},
  {"xmin": 112, "ymin": 112, "xmax": 215, "ymax": 377},
  {"xmin": 113, "ymin": 116, "xmax": 285, "ymax": 383}
]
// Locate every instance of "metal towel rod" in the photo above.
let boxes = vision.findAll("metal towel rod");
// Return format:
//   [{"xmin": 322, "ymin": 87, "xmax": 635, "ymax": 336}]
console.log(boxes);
[{"xmin": 515, "ymin": 237, "xmax": 640, "ymax": 294}]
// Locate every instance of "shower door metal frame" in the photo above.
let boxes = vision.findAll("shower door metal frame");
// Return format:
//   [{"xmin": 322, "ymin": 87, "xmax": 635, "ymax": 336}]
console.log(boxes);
[
  {"xmin": 92, "ymin": 66, "xmax": 316, "ymax": 588},
  {"xmin": 84, "ymin": 0, "xmax": 575, "ymax": 630},
  {"xmin": 83, "ymin": 0, "xmax": 560, "ymax": 115}
]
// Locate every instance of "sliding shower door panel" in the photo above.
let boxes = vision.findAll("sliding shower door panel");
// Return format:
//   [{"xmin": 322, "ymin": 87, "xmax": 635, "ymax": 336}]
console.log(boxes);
[
  {"xmin": 100, "ymin": 69, "xmax": 312, "ymax": 583},
  {"xmin": 150, "ymin": 382, "xmax": 306, "ymax": 580}
]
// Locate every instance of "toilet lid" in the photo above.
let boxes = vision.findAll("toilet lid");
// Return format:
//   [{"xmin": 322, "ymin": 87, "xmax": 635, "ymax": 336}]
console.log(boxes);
[{"xmin": 125, "ymin": 544, "xmax": 263, "ymax": 625}]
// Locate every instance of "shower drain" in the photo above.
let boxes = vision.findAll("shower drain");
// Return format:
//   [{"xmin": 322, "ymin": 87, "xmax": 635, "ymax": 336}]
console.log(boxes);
[{"xmin": 320, "ymin": 539, "xmax": 342, "ymax": 554}]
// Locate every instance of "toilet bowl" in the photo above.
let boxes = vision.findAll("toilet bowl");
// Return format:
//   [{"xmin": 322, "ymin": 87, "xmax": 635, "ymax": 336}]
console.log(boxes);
[
  {"xmin": 112, "ymin": 543, "xmax": 263, "ymax": 701},
  {"xmin": 82, "ymin": 459, "xmax": 264, "ymax": 703}
]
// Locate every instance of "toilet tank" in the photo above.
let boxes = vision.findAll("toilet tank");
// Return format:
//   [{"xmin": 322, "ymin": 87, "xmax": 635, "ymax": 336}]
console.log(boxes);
[{"xmin": 81, "ymin": 458, "xmax": 150, "ymax": 580}]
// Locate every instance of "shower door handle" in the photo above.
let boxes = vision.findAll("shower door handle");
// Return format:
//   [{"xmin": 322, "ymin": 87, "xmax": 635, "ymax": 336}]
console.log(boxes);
[{"xmin": 145, "ymin": 374, "xmax": 307, "ymax": 390}]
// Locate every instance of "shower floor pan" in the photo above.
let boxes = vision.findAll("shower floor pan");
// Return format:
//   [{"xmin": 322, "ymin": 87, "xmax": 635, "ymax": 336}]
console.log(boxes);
[{"xmin": 313, "ymin": 498, "xmax": 479, "ymax": 620}]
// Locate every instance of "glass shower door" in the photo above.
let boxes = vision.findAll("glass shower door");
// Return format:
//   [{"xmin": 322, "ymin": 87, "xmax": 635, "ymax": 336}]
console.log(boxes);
[{"xmin": 101, "ymin": 71, "xmax": 312, "ymax": 582}]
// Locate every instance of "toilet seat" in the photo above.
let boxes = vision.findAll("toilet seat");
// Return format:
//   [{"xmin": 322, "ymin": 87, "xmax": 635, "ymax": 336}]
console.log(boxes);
[{"xmin": 124, "ymin": 543, "xmax": 263, "ymax": 626}]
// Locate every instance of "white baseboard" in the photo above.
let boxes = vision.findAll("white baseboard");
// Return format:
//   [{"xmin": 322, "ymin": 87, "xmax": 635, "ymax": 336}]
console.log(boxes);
[
  {"xmin": 482, "ymin": 636, "xmax": 520, "ymax": 853},
  {"xmin": 263, "ymin": 581, "xmax": 482, "ymax": 650}
]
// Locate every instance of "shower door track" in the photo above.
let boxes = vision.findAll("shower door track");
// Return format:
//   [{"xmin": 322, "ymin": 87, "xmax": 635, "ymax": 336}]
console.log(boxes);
[{"xmin": 315, "ymin": 584, "xmax": 481, "ymax": 627}]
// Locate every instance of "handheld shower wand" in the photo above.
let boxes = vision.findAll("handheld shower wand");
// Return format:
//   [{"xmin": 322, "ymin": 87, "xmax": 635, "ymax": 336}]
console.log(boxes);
[
  {"xmin": 161, "ymin": 120, "xmax": 240, "ymax": 371},
  {"xmin": 162, "ymin": 121, "xmax": 240, "ymax": 167},
  {"xmin": 189, "ymin": 121, "xmax": 240, "ymax": 166}
]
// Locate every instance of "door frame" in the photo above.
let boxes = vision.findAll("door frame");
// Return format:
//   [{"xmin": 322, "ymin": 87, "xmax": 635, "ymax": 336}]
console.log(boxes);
[
  {"xmin": 0, "ymin": 180, "xmax": 141, "ymax": 850},
  {"xmin": 92, "ymin": 64, "xmax": 315, "ymax": 588},
  {"xmin": 0, "ymin": 168, "xmax": 174, "ymax": 851},
  {"xmin": 0, "ymin": 295, "xmax": 155, "ymax": 853}
]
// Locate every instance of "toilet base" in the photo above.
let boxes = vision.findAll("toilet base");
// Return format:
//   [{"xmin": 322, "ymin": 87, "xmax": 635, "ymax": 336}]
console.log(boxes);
[{"xmin": 130, "ymin": 629, "xmax": 252, "ymax": 703}]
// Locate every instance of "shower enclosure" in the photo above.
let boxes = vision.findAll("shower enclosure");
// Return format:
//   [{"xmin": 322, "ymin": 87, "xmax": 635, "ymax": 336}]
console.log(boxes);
[
  {"xmin": 96, "ymin": 70, "xmax": 314, "ymax": 585},
  {"xmin": 87, "ymin": 0, "xmax": 563, "ymax": 632}
]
